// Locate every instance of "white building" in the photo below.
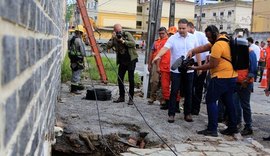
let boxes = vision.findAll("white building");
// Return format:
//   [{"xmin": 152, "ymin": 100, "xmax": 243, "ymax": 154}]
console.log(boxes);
[{"xmin": 194, "ymin": 0, "xmax": 252, "ymax": 34}]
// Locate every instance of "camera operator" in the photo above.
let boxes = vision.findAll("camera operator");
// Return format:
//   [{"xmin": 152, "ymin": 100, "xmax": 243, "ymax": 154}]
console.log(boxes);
[
  {"xmin": 187, "ymin": 25, "xmax": 238, "ymax": 137},
  {"xmin": 107, "ymin": 24, "xmax": 138, "ymax": 105},
  {"xmin": 152, "ymin": 19, "xmax": 200, "ymax": 123}
]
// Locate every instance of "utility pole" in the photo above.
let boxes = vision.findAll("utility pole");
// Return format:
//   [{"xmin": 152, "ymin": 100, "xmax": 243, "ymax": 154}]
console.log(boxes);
[
  {"xmin": 169, "ymin": 0, "xmax": 175, "ymax": 27},
  {"xmin": 143, "ymin": 0, "xmax": 163, "ymax": 99}
]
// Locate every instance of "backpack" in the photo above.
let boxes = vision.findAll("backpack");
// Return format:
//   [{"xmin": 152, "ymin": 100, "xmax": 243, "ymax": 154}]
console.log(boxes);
[{"xmin": 217, "ymin": 36, "xmax": 249, "ymax": 70}]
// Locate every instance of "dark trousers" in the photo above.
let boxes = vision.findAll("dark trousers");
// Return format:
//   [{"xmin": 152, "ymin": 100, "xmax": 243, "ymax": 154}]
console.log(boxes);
[
  {"xmin": 234, "ymin": 83, "xmax": 253, "ymax": 128},
  {"xmin": 118, "ymin": 61, "xmax": 136, "ymax": 99},
  {"xmin": 192, "ymin": 70, "xmax": 207, "ymax": 114},
  {"xmin": 206, "ymin": 77, "xmax": 237, "ymax": 132},
  {"xmin": 169, "ymin": 72, "xmax": 193, "ymax": 116}
]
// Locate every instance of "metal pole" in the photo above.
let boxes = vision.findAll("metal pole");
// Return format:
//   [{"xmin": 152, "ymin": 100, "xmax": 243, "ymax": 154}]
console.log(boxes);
[
  {"xmin": 250, "ymin": 0, "xmax": 255, "ymax": 32},
  {"xmin": 199, "ymin": 0, "xmax": 203, "ymax": 31},
  {"xmin": 169, "ymin": 0, "xmax": 175, "ymax": 27}
]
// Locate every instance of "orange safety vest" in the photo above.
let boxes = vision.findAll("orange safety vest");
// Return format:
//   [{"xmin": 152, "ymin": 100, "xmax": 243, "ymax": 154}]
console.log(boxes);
[
  {"xmin": 150, "ymin": 37, "xmax": 168, "ymax": 62},
  {"xmin": 260, "ymin": 48, "xmax": 266, "ymax": 62}
]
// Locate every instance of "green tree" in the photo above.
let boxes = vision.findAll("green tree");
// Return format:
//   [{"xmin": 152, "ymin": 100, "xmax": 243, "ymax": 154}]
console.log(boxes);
[{"xmin": 66, "ymin": 3, "xmax": 75, "ymax": 23}]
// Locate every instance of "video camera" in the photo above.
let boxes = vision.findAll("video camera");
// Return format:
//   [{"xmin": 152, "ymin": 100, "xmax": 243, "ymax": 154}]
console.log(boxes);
[
  {"xmin": 171, "ymin": 56, "xmax": 195, "ymax": 72},
  {"xmin": 116, "ymin": 31, "xmax": 123, "ymax": 39}
]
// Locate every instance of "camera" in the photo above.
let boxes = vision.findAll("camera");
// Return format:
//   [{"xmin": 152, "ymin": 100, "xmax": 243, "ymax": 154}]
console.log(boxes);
[
  {"xmin": 116, "ymin": 31, "xmax": 122, "ymax": 39},
  {"xmin": 179, "ymin": 58, "xmax": 195, "ymax": 72},
  {"xmin": 171, "ymin": 56, "xmax": 195, "ymax": 72}
]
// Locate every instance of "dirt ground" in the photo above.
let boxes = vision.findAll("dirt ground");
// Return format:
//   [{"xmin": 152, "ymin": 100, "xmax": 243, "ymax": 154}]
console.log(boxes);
[{"xmin": 53, "ymin": 81, "xmax": 270, "ymax": 155}]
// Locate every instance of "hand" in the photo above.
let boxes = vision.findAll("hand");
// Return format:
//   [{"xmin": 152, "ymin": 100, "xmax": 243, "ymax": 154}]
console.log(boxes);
[
  {"xmin": 112, "ymin": 32, "xmax": 116, "ymax": 38},
  {"xmin": 188, "ymin": 65, "xmax": 197, "ymax": 70},
  {"xmin": 152, "ymin": 56, "xmax": 160, "ymax": 64},
  {"xmin": 186, "ymin": 50, "xmax": 193, "ymax": 59},
  {"xmin": 197, "ymin": 70, "xmax": 202, "ymax": 76},
  {"xmin": 118, "ymin": 38, "xmax": 125, "ymax": 43}
]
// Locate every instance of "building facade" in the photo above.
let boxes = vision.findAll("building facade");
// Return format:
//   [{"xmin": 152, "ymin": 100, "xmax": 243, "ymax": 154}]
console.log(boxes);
[
  {"xmin": 94, "ymin": 0, "xmax": 194, "ymax": 40},
  {"xmin": 251, "ymin": 0, "xmax": 270, "ymax": 32},
  {"xmin": 194, "ymin": 1, "xmax": 252, "ymax": 34}
]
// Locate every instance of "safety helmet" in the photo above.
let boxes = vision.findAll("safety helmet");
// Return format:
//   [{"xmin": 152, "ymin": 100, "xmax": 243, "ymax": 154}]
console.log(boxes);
[
  {"xmin": 68, "ymin": 28, "xmax": 75, "ymax": 33},
  {"xmin": 168, "ymin": 26, "xmax": 177, "ymax": 35},
  {"xmin": 75, "ymin": 25, "xmax": 85, "ymax": 33}
]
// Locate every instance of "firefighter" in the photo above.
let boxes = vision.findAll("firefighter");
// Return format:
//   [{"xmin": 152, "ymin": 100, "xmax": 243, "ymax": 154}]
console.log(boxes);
[{"xmin": 68, "ymin": 25, "xmax": 86, "ymax": 94}]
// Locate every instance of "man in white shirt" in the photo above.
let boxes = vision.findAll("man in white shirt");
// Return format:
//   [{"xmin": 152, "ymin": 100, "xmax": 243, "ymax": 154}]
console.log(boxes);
[
  {"xmin": 247, "ymin": 37, "xmax": 260, "ymax": 81},
  {"xmin": 152, "ymin": 19, "xmax": 199, "ymax": 123},
  {"xmin": 187, "ymin": 22, "xmax": 209, "ymax": 115}
]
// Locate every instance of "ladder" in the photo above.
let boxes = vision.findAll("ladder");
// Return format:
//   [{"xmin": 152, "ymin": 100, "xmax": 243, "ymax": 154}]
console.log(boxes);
[{"xmin": 76, "ymin": 0, "xmax": 108, "ymax": 83}]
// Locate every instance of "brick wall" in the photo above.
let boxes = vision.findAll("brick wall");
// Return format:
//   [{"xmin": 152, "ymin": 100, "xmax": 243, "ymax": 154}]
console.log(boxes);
[{"xmin": 0, "ymin": 0, "xmax": 66, "ymax": 155}]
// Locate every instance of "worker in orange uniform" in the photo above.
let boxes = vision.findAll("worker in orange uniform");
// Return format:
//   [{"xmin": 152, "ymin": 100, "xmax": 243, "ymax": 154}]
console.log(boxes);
[
  {"xmin": 265, "ymin": 38, "xmax": 270, "ymax": 83},
  {"xmin": 157, "ymin": 26, "xmax": 180, "ymax": 110},
  {"xmin": 148, "ymin": 27, "xmax": 168, "ymax": 105},
  {"xmin": 263, "ymin": 38, "xmax": 270, "ymax": 141},
  {"xmin": 258, "ymin": 41, "xmax": 266, "ymax": 82}
]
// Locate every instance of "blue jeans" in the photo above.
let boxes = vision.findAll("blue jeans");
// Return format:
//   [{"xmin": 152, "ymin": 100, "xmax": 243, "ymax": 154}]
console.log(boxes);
[
  {"xmin": 234, "ymin": 83, "xmax": 253, "ymax": 129},
  {"xmin": 169, "ymin": 72, "xmax": 194, "ymax": 116},
  {"xmin": 206, "ymin": 77, "xmax": 237, "ymax": 132}
]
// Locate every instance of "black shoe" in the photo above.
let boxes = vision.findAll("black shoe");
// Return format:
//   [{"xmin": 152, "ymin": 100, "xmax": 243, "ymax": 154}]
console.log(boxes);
[
  {"xmin": 160, "ymin": 104, "xmax": 168, "ymax": 110},
  {"xmin": 197, "ymin": 129, "xmax": 218, "ymax": 137},
  {"xmin": 113, "ymin": 97, "xmax": 125, "ymax": 103},
  {"xmin": 241, "ymin": 127, "xmax": 253, "ymax": 136},
  {"xmin": 263, "ymin": 136, "xmax": 270, "ymax": 141},
  {"xmin": 127, "ymin": 99, "xmax": 134, "ymax": 105},
  {"xmin": 168, "ymin": 116, "xmax": 175, "ymax": 123},
  {"xmin": 77, "ymin": 84, "xmax": 85, "ymax": 90},
  {"xmin": 220, "ymin": 128, "xmax": 239, "ymax": 136},
  {"xmin": 70, "ymin": 85, "xmax": 81, "ymax": 94}
]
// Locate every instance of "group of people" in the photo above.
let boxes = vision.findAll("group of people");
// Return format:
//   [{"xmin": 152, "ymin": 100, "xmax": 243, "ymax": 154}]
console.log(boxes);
[
  {"xmin": 67, "ymin": 21, "xmax": 270, "ymax": 140},
  {"xmin": 150, "ymin": 18, "xmax": 270, "ymax": 139}
]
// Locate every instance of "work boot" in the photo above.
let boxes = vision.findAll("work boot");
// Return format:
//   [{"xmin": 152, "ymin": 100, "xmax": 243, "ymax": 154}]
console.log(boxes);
[
  {"xmin": 113, "ymin": 97, "xmax": 125, "ymax": 103},
  {"xmin": 160, "ymin": 100, "xmax": 169, "ymax": 110},
  {"xmin": 70, "ymin": 85, "xmax": 81, "ymax": 94},
  {"xmin": 77, "ymin": 83, "xmax": 85, "ymax": 90},
  {"xmin": 148, "ymin": 97, "xmax": 156, "ymax": 105}
]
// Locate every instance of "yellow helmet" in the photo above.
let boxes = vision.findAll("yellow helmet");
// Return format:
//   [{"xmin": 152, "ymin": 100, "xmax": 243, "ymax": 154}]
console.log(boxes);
[{"xmin": 75, "ymin": 25, "xmax": 85, "ymax": 33}]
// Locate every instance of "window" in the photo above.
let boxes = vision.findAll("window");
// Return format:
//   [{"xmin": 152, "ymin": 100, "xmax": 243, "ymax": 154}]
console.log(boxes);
[
  {"xmin": 194, "ymin": 14, "xmax": 197, "ymax": 18},
  {"xmin": 220, "ymin": 25, "xmax": 223, "ymax": 30},
  {"xmin": 202, "ymin": 13, "xmax": 205, "ymax": 18},
  {"xmin": 213, "ymin": 12, "xmax": 216, "ymax": 17},
  {"xmin": 137, "ymin": 6, "xmax": 142, "ymax": 13},
  {"xmin": 228, "ymin": 11, "xmax": 232, "ymax": 16},
  {"xmin": 227, "ymin": 25, "xmax": 231, "ymax": 30},
  {"xmin": 220, "ymin": 12, "xmax": 224, "ymax": 16},
  {"xmin": 136, "ymin": 21, "xmax": 142, "ymax": 29},
  {"xmin": 136, "ymin": 21, "xmax": 142, "ymax": 26}
]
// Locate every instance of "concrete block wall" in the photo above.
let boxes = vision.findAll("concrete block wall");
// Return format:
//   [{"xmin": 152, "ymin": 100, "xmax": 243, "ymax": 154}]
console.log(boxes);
[{"xmin": 0, "ymin": 0, "xmax": 66, "ymax": 155}]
